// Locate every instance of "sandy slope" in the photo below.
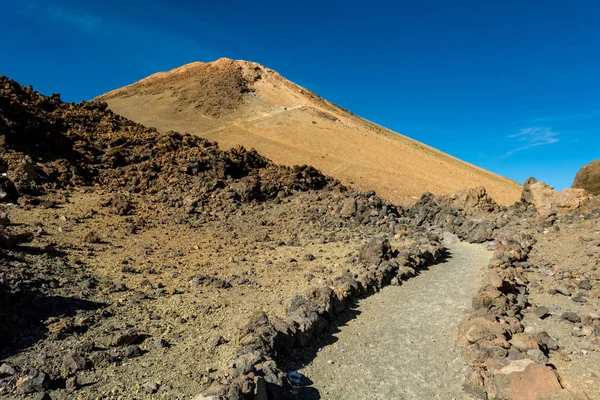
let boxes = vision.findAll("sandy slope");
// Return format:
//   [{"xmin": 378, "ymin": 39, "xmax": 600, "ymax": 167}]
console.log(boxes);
[{"xmin": 97, "ymin": 58, "xmax": 521, "ymax": 205}]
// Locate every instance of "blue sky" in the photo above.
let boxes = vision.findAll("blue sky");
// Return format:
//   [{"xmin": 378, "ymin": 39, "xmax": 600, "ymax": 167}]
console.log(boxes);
[{"xmin": 2, "ymin": 0, "xmax": 599, "ymax": 190}]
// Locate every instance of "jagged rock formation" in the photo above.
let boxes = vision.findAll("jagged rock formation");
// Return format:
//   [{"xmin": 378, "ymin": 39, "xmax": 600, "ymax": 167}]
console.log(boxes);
[{"xmin": 528, "ymin": 182, "xmax": 590, "ymax": 218}]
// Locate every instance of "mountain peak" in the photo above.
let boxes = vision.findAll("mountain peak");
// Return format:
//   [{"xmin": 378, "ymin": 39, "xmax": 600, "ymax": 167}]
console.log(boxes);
[{"xmin": 96, "ymin": 60, "xmax": 522, "ymax": 204}]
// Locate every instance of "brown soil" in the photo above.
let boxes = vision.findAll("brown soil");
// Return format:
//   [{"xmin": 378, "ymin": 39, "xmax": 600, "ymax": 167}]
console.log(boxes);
[
  {"xmin": 522, "ymin": 215, "xmax": 600, "ymax": 397},
  {"xmin": 2, "ymin": 189, "xmax": 396, "ymax": 399},
  {"xmin": 96, "ymin": 58, "xmax": 522, "ymax": 206}
]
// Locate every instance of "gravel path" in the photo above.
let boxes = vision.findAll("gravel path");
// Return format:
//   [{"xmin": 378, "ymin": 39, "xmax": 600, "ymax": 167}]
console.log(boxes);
[{"xmin": 295, "ymin": 242, "xmax": 492, "ymax": 400}]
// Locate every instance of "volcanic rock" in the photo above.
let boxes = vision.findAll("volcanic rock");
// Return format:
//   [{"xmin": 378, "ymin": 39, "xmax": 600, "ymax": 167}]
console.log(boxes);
[{"xmin": 572, "ymin": 159, "xmax": 600, "ymax": 195}]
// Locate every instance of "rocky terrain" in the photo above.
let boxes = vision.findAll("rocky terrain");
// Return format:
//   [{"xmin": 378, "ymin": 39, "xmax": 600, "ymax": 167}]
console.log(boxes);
[
  {"xmin": 96, "ymin": 58, "xmax": 522, "ymax": 205},
  {"xmin": 1, "ymin": 75, "xmax": 599, "ymax": 400}
]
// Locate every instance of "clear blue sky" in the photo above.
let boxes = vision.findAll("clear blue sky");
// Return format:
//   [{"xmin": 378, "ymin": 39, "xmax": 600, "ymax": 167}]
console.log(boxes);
[{"xmin": 2, "ymin": 0, "xmax": 599, "ymax": 190}]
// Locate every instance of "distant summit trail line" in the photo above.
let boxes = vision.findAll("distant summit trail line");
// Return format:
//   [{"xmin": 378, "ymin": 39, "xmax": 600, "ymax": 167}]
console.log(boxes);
[
  {"xmin": 96, "ymin": 58, "xmax": 522, "ymax": 205},
  {"xmin": 202, "ymin": 104, "xmax": 307, "ymax": 136},
  {"xmin": 297, "ymin": 242, "xmax": 492, "ymax": 399}
]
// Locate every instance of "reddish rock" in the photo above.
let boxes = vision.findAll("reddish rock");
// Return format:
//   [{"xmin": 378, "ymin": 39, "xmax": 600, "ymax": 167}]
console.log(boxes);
[
  {"xmin": 529, "ymin": 182, "xmax": 590, "ymax": 217},
  {"xmin": 489, "ymin": 359, "xmax": 563, "ymax": 400},
  {"xmin": 509, "ymin": 332, "xmax": 541, "ymax": 352},
  {"xmin": 458, "ymin": 317, "xmax": 507, "ymax": 347}
]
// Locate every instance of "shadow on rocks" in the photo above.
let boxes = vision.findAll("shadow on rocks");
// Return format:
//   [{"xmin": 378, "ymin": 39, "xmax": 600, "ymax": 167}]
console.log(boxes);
[
  {"xmin": 278, "ymin": 300, "xmax": 361, "ymax": 399},
  {"xmin": 0, "ymin": 288, "xmax": 104, "ymax": 359}
]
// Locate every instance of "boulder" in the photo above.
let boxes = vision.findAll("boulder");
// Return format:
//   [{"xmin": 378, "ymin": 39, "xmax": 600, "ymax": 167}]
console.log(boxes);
[
  {"xmin": 482, "ymin": 271, "xmax": 504, "ymax": 290},
  {"xmin": 529, "ymin": 182, "xmax": 557, "ymax": 217},
  {"xmin": 521, "ymin": 177, "xmax": 538, "ymax": 204},
  {"xmin": 458, "ymin": 317, "xmax": 507, "ymax": 347},
  {"xmin": 488, "ymin": 359, "xmax": 563, "ymax": 400},
  {"xmin": 581, "ymin": 196, "xmax": 600, "ymax": 214},
  {"xmin": 529, "ymin": 182, "xmax": 589, "ymax": 217},
  {"xmin": 553, "ymin": 188, "xmax": 589, "ymax": 212},
  {"xmin": 358, "ymin": 237, "xmax": 392, "ymax": 266},
  {"xmin": 8, "ymin": 157, "xmax": 40, "ymax": 194},
  {"xmin": 339, "ymin": 197, "xmax": 357, "ymax": 218},
  {"xmin": 16, "ymin": 369, "xmax": 49, "ymax": 394},
  {"xmin": 0, "ymin": 177, "xmax": 18, "ymax": 203},
  {"xmin": 509, "ymin": 332, "xmax": 541, "ymax": 352},
  {"xmin": 447, "ymin": 186, "xmax": 500, "ymax": 214},
  {"xmin": 61, "ymin": 353, "xmax": 90, "ymax": 376},
  {"xmin": 572, "ymin": 159, "xmax": 600, "ymax": 195}
]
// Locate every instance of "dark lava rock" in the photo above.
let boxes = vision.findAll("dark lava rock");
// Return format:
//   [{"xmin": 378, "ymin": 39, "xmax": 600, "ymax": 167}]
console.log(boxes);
[
  {"xmin": 0, "ymin": 212, "xmax": 10, "ymax": 226},
  {"xmin": 124, "ymin": 345, "xmax": 142, "ymax": 358},
  {"xmin": 562, "ymin": 311, "xmax": 581, "ymax": 324},
  {"xmin": 61, "ymin": 353, "xmax": 90, "ymax": 376},
  {"xmin": 537, "ymin": 331, "xmax": 559, "ymax": 351},
  {"xmin": 572, "ymin": 295, "xmax": 587, "ymax": 303},
  {"xmin": 555, "ymin": 285, "xmax": 571, "ymax": 296},
  {"xmin": 0, "ymin": 177, "xmax": 18, "ymax": 203},
  {"xmin": 358, "ymin": 237, "xmax": 392, "ymax": 266},
  {"xmin": 303, "ymin": 253, "xmax": 315, "ymax": 261},
  {"xmin": 113, "ymin": 331, "xmax": 145, "ymax": 347},
  {"xmin": 209, "ymin": 335, "xmax": 224, "ymax": 347},
  {"xmin": 521, "ymin": 177, "xmax": 538, "ymax": 204},
  {"xmin": 533, "ymin": 306, "xmax": 550, "ymax": 319},
  {"xmin": 153, "ymin": 338, "xmax": 170, "ymax": 349},
  {"xmin": 112, "ymin": 194, "xmax": 133, "ymax": 215},
  {"xmin": 339, "ymin": 197, "xmax": 357, "ymax": 218},
  {"xmin": 17, "ymin": 369, "xmax": 49, "ymax": 394},
  {"xmin": 82, "ymin": 230, "xmax": 100, "ymax": 244},
  {"xmin": 579, "ymin": 280, "xmax": 592, "ymax": 290}
]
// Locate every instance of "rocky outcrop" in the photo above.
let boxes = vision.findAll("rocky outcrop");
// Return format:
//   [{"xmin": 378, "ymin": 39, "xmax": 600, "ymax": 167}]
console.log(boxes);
[
  {"xmin": 573, "ymin": 159, "xmax": 600, "ymax": 195},
  {"xmin": 529, "ymin": 182, "xmax": 590, "ymax": 218},
  {"xmin": 406, "ymin": 192, "xmax": 498, "ymax": 243},
  {"xmin": 438, "ymin": 186, "xmax": 502, "ymax": 215},
  {"xmin": 0, "ymin": 76, "xmax": 335, "ymax": 209},
  {"xmin": 520, "ymin": 177, "xmax": 537, "ymax": 205}
]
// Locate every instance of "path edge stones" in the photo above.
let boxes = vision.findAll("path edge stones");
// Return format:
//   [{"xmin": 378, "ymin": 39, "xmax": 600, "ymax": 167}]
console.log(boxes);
[
  {"xmin": 457, "ymin": 231, "xmax": 591, "ymax": 400},
  {"xmin": 198, "ymin": 233, "xmax": 446, "ymax": 399}
]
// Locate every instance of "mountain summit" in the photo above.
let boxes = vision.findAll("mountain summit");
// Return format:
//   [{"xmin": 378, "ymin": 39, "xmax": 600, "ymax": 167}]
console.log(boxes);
[{"xmin": 97, "ymin": 58, "xmax": 521, "ymax": 204}]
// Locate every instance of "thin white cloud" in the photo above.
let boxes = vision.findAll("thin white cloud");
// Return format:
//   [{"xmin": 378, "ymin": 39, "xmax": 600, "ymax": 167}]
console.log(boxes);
[
  {"xmin": 27, "ymin": 1, "xmax": 100, "ymax": 33},
  {"xmin": 505, "ymin": 127, "xmax": 560, "ymax": 156}
]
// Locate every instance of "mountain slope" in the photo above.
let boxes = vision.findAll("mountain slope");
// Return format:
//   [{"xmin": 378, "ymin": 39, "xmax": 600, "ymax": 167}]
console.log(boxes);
[{"xmin": 96, "ymin": 58, "xmax": 521, "ymax": 205}]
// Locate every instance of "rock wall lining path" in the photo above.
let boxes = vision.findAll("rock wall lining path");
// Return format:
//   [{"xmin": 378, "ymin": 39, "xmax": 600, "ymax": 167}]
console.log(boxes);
[
  {"xmin": 295, "ymin": 242, "xmax": 492, "ymax": 400},
  {"xmin": 198, "ymin": 234, "xmax": 446, "ymax": 399}
]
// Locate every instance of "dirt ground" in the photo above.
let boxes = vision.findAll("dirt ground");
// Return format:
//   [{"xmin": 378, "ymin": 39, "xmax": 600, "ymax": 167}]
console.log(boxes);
[
  {"xmin": 2, "ymin": 186, "xmax": 401, "ymax": 399},
  {"xmin": 522, "ymin": 214, "xmax": 600, "ymax": 398}
]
